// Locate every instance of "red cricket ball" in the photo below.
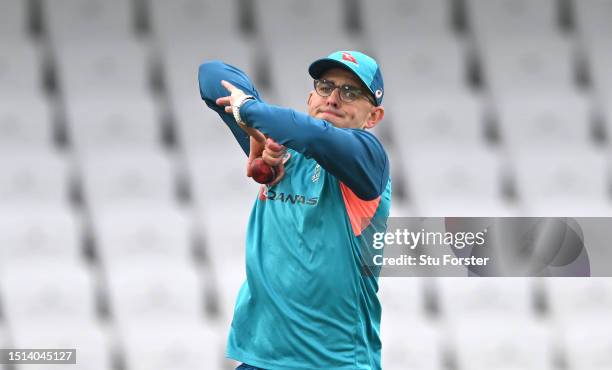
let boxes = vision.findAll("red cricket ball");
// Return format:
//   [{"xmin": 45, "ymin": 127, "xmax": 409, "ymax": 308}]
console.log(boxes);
[{"xmin": 250, "ymin": 157, "xmax": 276, "ymax": 184}]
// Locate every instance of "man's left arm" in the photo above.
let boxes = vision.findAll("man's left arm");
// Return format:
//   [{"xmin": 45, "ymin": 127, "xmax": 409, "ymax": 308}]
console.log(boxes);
[{"xmin": 240, "ymin": 100, "xmax": 389, "ymax": 201}]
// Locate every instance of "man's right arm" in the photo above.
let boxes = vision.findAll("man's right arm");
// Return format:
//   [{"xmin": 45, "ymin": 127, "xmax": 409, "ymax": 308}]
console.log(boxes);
[{"xmin": 198, "ymin": 61, "xmax": 263, "ymax": 156}]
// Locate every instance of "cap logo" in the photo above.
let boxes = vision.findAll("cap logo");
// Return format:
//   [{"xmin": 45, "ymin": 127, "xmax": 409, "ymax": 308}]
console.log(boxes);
[
  {"xmin": 341, "ymin": 52, "xmax": 358, "ymax": 65},
  {"xmin": 375, "ymin": 89, "xmax": 383, "ymax": 98}
]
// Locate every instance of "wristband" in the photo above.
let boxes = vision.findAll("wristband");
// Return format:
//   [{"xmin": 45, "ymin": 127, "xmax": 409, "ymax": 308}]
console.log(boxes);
[{"xmin": 232, "ymin": 95, "xmax": 256, "ymax": 126}]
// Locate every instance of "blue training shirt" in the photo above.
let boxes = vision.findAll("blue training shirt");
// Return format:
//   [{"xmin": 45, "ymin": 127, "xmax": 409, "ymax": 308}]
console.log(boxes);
[{"xmin": 199, "ymin": 61, "xmax": 391, "ymax": 370}]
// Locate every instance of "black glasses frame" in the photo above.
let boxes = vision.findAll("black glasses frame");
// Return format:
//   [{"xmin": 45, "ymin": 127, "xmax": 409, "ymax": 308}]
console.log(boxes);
[{"xmin": 313, "ymin": 79, "xmax": 376, "ymax": 105}]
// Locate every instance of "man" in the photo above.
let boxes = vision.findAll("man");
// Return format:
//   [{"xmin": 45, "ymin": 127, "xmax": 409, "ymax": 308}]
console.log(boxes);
[{"xmin": 199, "ymin": 50, "xmax": 391, "ymax": 370}]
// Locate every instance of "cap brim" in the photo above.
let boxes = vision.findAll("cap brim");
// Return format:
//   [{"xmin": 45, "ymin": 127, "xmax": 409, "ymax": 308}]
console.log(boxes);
[{"xmin": 309, "ymin": 58, "xmax": 358, "ymax": 80}]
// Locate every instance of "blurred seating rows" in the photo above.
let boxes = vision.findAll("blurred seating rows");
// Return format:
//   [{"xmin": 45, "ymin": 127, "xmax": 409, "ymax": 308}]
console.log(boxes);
[{"xmin": 0, "ymin": 0, "xmax": 611, "ymax": 369}]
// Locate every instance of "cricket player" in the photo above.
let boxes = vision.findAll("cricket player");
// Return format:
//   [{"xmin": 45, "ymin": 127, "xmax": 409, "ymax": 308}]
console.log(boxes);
[{"xmin": 199, "ymin": 50, "xmax": 391, "ymax": 370}]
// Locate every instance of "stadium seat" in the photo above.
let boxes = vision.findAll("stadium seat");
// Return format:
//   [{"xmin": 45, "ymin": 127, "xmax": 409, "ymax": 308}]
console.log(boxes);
[
  {"xmin": 92, "ymin": 205, "xmax": 194, "ymax": 266},
  {"xmin": 55, "ymin": 39, "xmax": 151, "ymax": 100},
  {"xmin": 467, "ymin": 0, "xmax": 559, "ymax": 41},
  {"xmin": 545, "ymin": 278, "xmax": 612, "ymax": 323},
  {"xmin": 11, "ymin": 321, "xmax": 112, "ymax": 370},
  {"xmin": 149, "ymin": 0, "xmax": 242, "ymax": 44},
  {"xmin": 376, "ymin": 37, "xmax": 468, "ymax": 97},
  {"xmin": 187, "ymin": 150, "xmax": 260, "ymax": 209},
  {"xmin": 0, "ymin": 327, "xmax": 5, "ymax": 369},
  {"xmin": 436, "ymin": 278, "xmax": 535, "ymax": 319},
  {"xmin": 584, "ymin": 40, "xmax": 612, "ymax": 99},
  {"xmin": 0, "ymin": 150, "xmax": 70, "ymax": 205},
  {"xmin": 174, "ymin": 99, "xmax": 237, "ymax": 156},
  {"xmin": 0, "ymin": 0, "xmax": 28, "ymax": 40},
  {"xmin": 42, "ymin": 0, "xmax": 134, "ymax": 43},
  {"xmin": 390, "ymin": 91, "xmax": 484, "ymax": 146},
  {"xmin": 561, "ymin": 317, "xmax": 612, "ymax": 370},
  {"xmin": 121, "ymin": 321, "xmax": 223, "ymax": 370},
  {"xmin": 253, "ymin": 0, "xmax": 349, "ymax": 45},
  {"xmin": 480, "ymin": 37, "xmax": 576, "ymax": 96},
  {"xmin": 360, "ymin": 0, "xmax": 453, "ymax": 42},
  {"xmin": 105, "ymin": 262, "xmax": 204, "ymax": 326},
  {"xmin": 380, "ymin": 317, "xmax": 444, "ymax": 370},
  {"xmin": 162, "ymin": 38, "xmax": 255, "ymax": 107},
  {"xmin": 65, "ymin": 95, "xmax": 161, "ymax": 154},
  {"xmin": 573, "ymin": 0, "xmax": 612, "ymax": 41},
  {"xmin": 79, "ymin": 150, "xmax": 177, "ymax": 209},
  {"xmin": 402, "ymin": 147, "xmax": 516, "ymax": 216},
  {"xmin": 0, "ymin": 263, "xmax": 97, "ymax": 324},
  {"xmin": 512, "ymin": 148, "xmax": 612, "ymax": 215},
  {"xmin": 0, "ymin": 205, "xmax": 82, "ymax": 266},
  {"xmin": 0, "ymin": 41, "xmax": 43, "ymax": 98},
  {"xmin": 378, "ymin": 278, "xmax": 427, "ymax": 317},
  {"xmin": 495, "ymin": 92, "xmax": 592, "ymax": 148},
  {"xmin": 451, "ymin": 318, "xmax": 554, "ymax": 370},
  {"xmin": 0, "ymin": 97, "xmax": 53, "ymax": 149}
]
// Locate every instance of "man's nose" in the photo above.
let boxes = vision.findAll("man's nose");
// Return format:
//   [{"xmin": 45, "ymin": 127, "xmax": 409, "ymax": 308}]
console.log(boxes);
[{"xmin": 326, "ymin": 88, "xmax": 342, "ymax": 106}]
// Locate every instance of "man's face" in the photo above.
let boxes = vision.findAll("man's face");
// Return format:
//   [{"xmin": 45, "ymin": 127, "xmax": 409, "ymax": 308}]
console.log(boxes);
[{"xmin": 307, "ymin": 68, "xmax": 383, "ymax": 130}]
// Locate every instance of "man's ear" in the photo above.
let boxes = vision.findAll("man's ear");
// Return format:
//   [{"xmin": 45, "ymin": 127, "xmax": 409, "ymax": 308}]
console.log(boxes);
[
  {"xmin": 307, "ymin": 91, "xmax": 314, "ymax": 105},
  {"xmin": 364, "ymin": 106, "xmax": 385, "ymax": 130}
]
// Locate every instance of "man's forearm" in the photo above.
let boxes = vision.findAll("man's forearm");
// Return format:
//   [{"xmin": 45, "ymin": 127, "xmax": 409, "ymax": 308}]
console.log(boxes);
[{"xmin": 241, "ymin": 100, "xmax": 389, "ymax": 200}]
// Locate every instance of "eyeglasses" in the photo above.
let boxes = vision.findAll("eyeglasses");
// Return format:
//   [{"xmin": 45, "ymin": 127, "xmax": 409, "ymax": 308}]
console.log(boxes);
[{"xmin": 313, "ymin": 79, "xmax": 375, "ymax": 105}]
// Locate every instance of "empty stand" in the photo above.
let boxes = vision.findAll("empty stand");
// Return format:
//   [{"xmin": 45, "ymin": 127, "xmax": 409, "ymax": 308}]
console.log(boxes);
[
  {"xmin": 436, "ymin": 278, "xmax": 535, "ymax": 320},
  {"xmin": 173, "ymin": 99, "xmax": 238, "ymax": 156},
  {"xmin": 512, "ymin": 148, "xmax": 612, "ymax": 215},
  {"xmin": 121, "ymin": 321, "xmax": 222, "ymax": 370},
  {"xmin": 0, "ymin": 41, "xmax": 43, "ymax": 98},
  {"xmin": 92, "ymin": 205, "xmax": 194, "ymax": 266},
  {"xmin": 0, "ymin": 263, "xmax": 97, "ymax": 324},
  {"xmin": 380, "ymin": 317, "xmax": 445, "ymax": 370},
  {"xmin": 402, "ymin": 148, "xmax": 516, "ymax": 216},
  {"xmin": 378, "ymin": 277, "xmax": 428, "ymax": 317},
  {"xmin": 0, "ymin": 205, "xmax": 81, "ymax": 266},
  {"xmin": 573, "ymin": 0, "xmax": 612, "ymax": 41},
  {"xmin": 254, "ymin": 0, "xmax": 349, "ymax": 45},
  {"xmin": 562, "ymin": 316, "xmax": 612, "ymax": 370},
  {"xmin": 11, "ymin": 321, "xmax": 112, "ymax": 370},
  {"xmin": 0, "ymin": 97, "xmax": 53, "ymax": 149},
  {"xmin": 79, "ymin": 150, "xmax": 177, "ymax": 209},
  {"xmin": 467, "ymin": 0, "xmax": 559, "ymax": 40},
  {"xmin": 0, "ymin": 0, "xmax": 29, "ymax": 39},
  {"xmin": 163, "ymin": 38, "xmax": 255, "ymax": 107},
  {"xmin": 55, "ymin": 39, "xmax": 152, "ymax": 100},
  {"xmin": 480, "ymin": 37, "xmax": 576, "ymax": 96},
  {"xmin": 451, "ymin": 318, "xmax": 554, "ymax": 370},
  {"xmin": 65, "ymin": 95, "xmax": 161, "ymax": 154},
  {"xmin": 584, "ymin": 39, "xmax": 612, "ymax": 98},
  {"xmin": 376, "ymin": 37, "xmax": 468, "ymax": 97},
  {"xmin": 390, "ymin": 91, "xmax": 484, "ymax": 146},
  {"xmin": 495, "ymin": 92, "xmax": 592, "ymax": 148},
  {"xmin": 361, "ymin": 0, "xmax": 453, "ymax": 41},
  {"xmin": 0, "ymin": 150, "xmax": 71, "ymax": 205},
  {"xmin": 43, "ymin": 0, "xmax": 134, "ymax": 43},
  {"xmin": 105, "ymin": 263, "xmax": 204, "ymax": 326},
  {"xmin": 149, "ymin": 0, "xmax": 242, "ymax": 44},
  {"xmin": 546, "ymin": 278, "xmax": 612, "ymax": 323}
]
